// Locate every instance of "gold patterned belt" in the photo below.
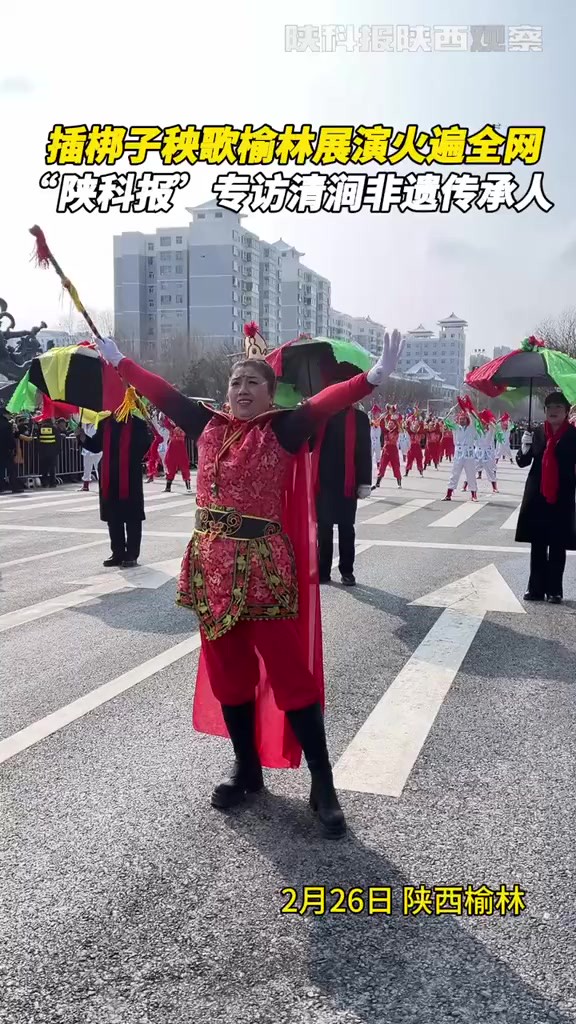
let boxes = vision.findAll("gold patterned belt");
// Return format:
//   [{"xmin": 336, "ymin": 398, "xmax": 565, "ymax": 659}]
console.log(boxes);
[{"xmin": 194, "ymin": 507, "xmax": 282, "ymax": 540}]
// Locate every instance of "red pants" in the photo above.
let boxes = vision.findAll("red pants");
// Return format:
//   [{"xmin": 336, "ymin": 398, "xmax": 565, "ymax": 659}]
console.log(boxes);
[
  {"xmin": 200, "ymin": 618, "xmax": 321, "ymax": 710},
  {"xmin": 146, "ymin": 437, "xmax": 162, "ymax": 477},
  {"xmin": 425, "ymin": 442, "xmax": 440, "ymax": 467},
  {"xmin": 165, "ymin": 442, "xmax": 190, "ymax": 482},
  {"xmin": 378, "ymin": 443, "xmax": 401, "ymax": 481},
  {"xmin": 406, "ymin": 443, "xmax": 423, "ymax": 473}
]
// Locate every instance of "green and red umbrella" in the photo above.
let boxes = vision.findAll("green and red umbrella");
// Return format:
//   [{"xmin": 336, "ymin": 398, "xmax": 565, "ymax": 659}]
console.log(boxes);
[
  {"xmin": 466, "ymin": 336, "xmax": 576, "ymax": 424},
  {"xmin": 266, "ymin": 334, "xmax": 373, "ymax": 409}
]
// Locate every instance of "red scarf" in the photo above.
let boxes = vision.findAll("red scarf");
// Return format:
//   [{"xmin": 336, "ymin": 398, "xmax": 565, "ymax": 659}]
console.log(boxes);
[
  {"xmin": 100, "ymin": 418, "xmax": 133, "ymax": 502},
  {"xmin": 541, "ymin": 420, "xmax": 569, "ymax": 504}
]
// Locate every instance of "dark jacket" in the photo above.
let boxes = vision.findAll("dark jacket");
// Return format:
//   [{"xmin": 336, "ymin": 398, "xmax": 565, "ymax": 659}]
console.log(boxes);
[
  {"xmin": 33, "ymin": 420, "xmax": 61, "ymax": 457},
  {"xmin": 81, "ymin": 415, "xmax": 153, "ymax": 522},
  {"xmin": 516, "ymin": 424, "xmax": 576, "ymax": 548},
  {"xmin": 0, "ymin": 414, "xmax": 16, "ymax": 458},
  {"xmin": 316, "ymin": 407, "xmax": 372, "ymax": 498}
]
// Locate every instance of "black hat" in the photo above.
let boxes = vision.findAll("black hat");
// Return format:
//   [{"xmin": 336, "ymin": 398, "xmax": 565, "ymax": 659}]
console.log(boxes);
[{"xmin": 544, "ymin": 391, "xmax": 570, "ymax": 410}]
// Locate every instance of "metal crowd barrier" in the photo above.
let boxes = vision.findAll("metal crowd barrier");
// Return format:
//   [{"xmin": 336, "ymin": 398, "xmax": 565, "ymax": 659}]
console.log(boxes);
[
  {"xmin": 12, "ymin": 435, "xmax": 198, "ymax": 488},
  {"xmin": 14, "ymin": 436, "xmax": 84, "ymax": 487}
]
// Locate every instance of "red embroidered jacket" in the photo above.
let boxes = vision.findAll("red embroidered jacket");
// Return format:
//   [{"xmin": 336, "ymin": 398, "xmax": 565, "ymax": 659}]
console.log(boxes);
[{"xmin": 117, "ymin": 360, "xmax": 373, "ymax": 639}]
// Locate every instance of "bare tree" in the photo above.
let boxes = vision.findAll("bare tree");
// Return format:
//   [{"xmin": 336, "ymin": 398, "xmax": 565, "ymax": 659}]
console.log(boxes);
[
  {"xmin": 92, "ymin": 309, "xmax": 115, "ymax": 337},
  {"xmin": 144, "ymin": 331, "xmax": 238, "ymax": 398},
  {"xmin": 535, "ymin": 307, "xmax": 576, "ymax": 358}
]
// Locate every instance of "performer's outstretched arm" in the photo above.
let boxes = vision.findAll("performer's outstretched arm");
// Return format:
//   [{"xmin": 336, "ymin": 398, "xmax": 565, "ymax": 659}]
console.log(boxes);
[
  {"xmin": 274, "ymin": 329, "xmax": 401, "ymax": 452},
  {"xmin": 114, "ymin": 359, "xmax": 213, "ymax": 437},
  {"xmin": 273, "ymin": 373, "xmax": 374, "ymax": 453}
]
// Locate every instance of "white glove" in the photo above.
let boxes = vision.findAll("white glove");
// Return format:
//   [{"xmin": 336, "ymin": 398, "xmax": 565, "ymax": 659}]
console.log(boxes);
[
  {"xmin": 96, "ymin": 336, "xmax": 124, "ymax": 367},
  {"xmin": 357, "ymin": 484, "xmax": 371, "ymax": 499},
  {"xmin": 367, "ymin": 329, "xmax": 403, "ymax": 387},
  {"xmin": 521, "ymin": 430, "xmax": 533, "ymax": 453}
]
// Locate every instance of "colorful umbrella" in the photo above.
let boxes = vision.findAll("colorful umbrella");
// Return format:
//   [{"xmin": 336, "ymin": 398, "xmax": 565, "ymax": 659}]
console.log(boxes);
[
  {"xmin": 266, "ymin": 335, "xmax": 373, "ymax": 404},
  {"xmin": 6, "ymin": 371, "xmax": 39, "ymax": 414},
  {"xmin": 27, "ymin": 343, "xmax": 127, "ymax": 412},
  {"xmin": 27, "ymin": 225, "xmax": 150, "ymax": 425},
  {"xmin": 466, "ymin": 336, "xmax": 576, "ymax": 424}
]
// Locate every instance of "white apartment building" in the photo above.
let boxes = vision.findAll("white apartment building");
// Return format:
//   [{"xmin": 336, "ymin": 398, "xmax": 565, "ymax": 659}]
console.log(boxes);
[
  {"xmin": 397, "ymin": 314, "xmax": 468, "ymax": 389},
  {"xmin": 114, "ymin": 204, "xmax": 330, "ymax": 357},
  {"xmin": 328, "ymin": 311, "xmax": 385, "ymax": 355},
  {"xmin": 270, "ymin": 240, "xmax": 331, "ymax": 343}
]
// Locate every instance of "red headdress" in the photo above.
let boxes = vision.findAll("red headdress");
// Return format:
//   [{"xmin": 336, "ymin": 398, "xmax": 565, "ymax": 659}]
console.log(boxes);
[{"xmin": 243, "ymin": 321, "xmax": 268, "ymax": 359}]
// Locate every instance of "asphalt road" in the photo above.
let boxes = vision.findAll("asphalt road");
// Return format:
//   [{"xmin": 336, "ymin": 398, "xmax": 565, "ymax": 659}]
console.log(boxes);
[{"xmin": 1, "ymin": 459, "xmax": 575, "ymax": 1024}]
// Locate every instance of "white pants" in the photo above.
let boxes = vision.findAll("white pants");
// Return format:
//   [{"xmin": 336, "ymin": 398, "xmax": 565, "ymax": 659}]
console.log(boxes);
[
  {"xmin": 482, "ymin": 458, "xmax": 497, "ymax": 483},
  {"xmin": 497, "ymin": 442, "xmax": 513, "ymax": 460},
  {"xmin": 477, "ymin": 451, "xmax": 497, "ymax": 482},
  {"xmin": 448, "ymin": 458, "xmax": 477, "ymax": 491},
  {"xmin": 370, "ymin": 427, "xmax": 382, "ymax": 465},
  {"xmin": 82, "ymin": 452, "xmax": 101, "ymax": 482}
]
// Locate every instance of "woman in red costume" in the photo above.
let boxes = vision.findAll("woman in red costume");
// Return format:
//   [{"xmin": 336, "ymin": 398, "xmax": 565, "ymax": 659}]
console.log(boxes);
[
  {"xmin": 374, "ymin": 405, "xmax": 403, "ymax": 488},
  {"xmin": 442, "ymin": 423, "xmax": 455, "ymax": 462},
  {"xmin": 405, "ymin": 413, "xmax": 425, "ymax": 477},
  {"xmin": 164, "ymin": 420, "xmax": 192, "ymax": 492},
  {"xmin": 96, "ymin": 332, "xmax": 401, "ymax": 839},
  {"xmin": 145, "ymin": 425, "xmax": 163, "ymax": 483},
  {"xmin": 424, "ymin": 419, "xmax": 443, "ymax": 470}
]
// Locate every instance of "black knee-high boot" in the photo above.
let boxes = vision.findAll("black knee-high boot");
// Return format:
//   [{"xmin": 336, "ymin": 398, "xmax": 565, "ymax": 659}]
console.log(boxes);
[
  {"xmin": 286, "ymin": 703, "xmax": 346, "ymax": 839},
  {"xmin": 211, "ymin": 701, "xmax": 264, "ymax": 809}
]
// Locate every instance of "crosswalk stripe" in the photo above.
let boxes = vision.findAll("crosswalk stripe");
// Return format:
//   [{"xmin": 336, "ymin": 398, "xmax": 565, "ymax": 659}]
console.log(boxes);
[
  {"xmin": 0, "ymin": 634, "xmax": 202, "ymax": 765},
  {"xmin": 57, "ymin": 497, "xmax": 196, "ymax": 515},
  {"xmin": 0, "ymin": 524, "xmax": 191, "ymax": 538},
  {"xmin": 430, "ymin": 501, "xmax": 488, "ymax": 529},
  {"xmin": 0, "ymin": 495, "xmax": 100, "ymax": 513},
  {"xmin": 362, "ymin": 498, "xmax": 435, "ymax": 526},
  {"xmin": 501, "ymin": 505, "xmax": 521, "ymax": 530},
  {"xmin": 0, "ymin": 540, "xmax": 108, "ymax": 570}
]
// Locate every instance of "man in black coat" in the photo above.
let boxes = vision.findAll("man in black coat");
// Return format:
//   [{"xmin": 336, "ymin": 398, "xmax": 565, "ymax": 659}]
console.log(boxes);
[
  {"xmin": 516, "ymin": 392, "xmax": 576, "ymax": 604},
  {"xmin": 78, "ymin": 413, "xmax": 153, "ymax": 568},
  {"xmin": 0, "ymin": 404, "xmax": 19, "ymax": 493},
  {"xmin": 314, "ymin": 403, "xmax": 372, "ymax": 586}
]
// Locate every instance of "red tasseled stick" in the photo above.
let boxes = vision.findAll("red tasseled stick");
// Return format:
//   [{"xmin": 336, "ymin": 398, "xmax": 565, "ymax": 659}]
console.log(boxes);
[
  {"xmin": 243, "ymin": 321, "xmax": 260, "ymax": 338},
  {"xmin": 29, "ymin": 225, "xmax": 53, "ymax": 269}
]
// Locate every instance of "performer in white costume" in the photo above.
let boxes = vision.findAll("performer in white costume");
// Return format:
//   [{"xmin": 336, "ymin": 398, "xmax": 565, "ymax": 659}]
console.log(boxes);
[
  {"xmin": 79, "ymin": 421, "xmax": 102, "ymax": 492},
  {"xmin": 442, "ymin": 400, "xmax": 480, "ymax": 501},
  {"xmin": 473, "ymin": 410, "xmax": 498, "ymax": 493},
  {"xmin": 496, "ymin": 413, "xmax": 514, "ymax": 463},
  {"xmin": 398, "ymin": 429, "xmax": 410, "ymax": 463},
  {"xmin": 369, "ymin": 404, "xmax": 383, "ymax": 471}
]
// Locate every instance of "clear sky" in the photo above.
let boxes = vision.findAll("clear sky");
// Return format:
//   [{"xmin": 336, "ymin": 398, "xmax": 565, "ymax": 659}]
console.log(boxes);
[{"xmin": 1, "ymin": 0, "xmax": 573, "ymax": 358}]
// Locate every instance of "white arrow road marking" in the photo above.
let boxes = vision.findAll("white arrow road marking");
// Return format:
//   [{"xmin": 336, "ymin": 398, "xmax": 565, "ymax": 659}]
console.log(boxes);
[
  {"xmin": 430, "ymin": 501, "xmax": 487, "ymax": 528},
  {"xmin": 333, "ymin": 565, "xmax": 525, "ymax": 799},
  {"xmin": 65, "ymin": 558, "xmax": 182, "ymax": 588},
  {"xmin": 501, "ymin": 505, "xmax": 521, "ymax": 530},
  {"xmin": 362, "ymin": 498, "xmax": 435, "ymax": 526},
  {"xmin": 0, "ymin": 634, "xmax": 202, "ymax": 766},
  {"xmin": 0, "ymin": 558, "xmax": 182, "ymax": 634}
]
